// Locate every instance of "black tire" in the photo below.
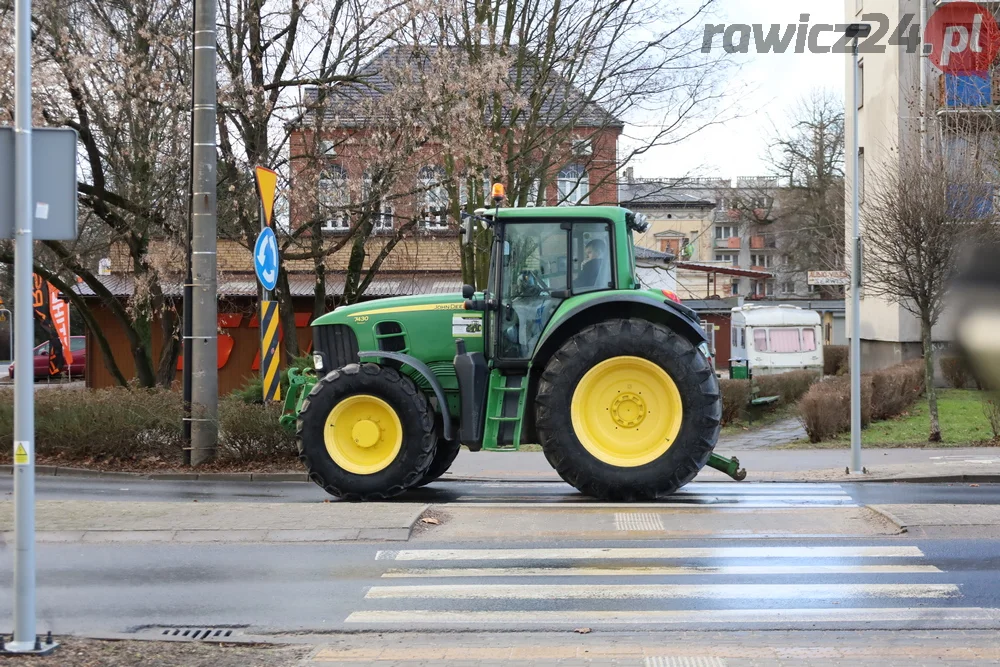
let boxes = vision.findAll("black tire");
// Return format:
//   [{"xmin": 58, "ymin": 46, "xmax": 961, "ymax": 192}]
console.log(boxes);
[
  {"xmin": 296, "ymin": 362, "xmax": 436, "ymax": 501},
  {"xmin": 413, "ymin": 437, "xmax": 462, "ymax": 487},
  {"xmin": 535, "ymin": 318, "xmax": 721, "ymax": 501}
]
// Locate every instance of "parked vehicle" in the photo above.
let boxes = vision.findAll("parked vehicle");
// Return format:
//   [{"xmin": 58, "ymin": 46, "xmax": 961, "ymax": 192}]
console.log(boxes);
[
  {"xmin": 729, "ymin": 305, "xmax": 823, "ymax": 376},
  {"xmin": 8, "ymin": 336, "xmax": 86, "ymax": 380}
]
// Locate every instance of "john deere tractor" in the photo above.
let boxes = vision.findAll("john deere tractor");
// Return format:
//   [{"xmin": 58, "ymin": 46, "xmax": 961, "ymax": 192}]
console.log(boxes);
[{"xmin": 280, "ymin": 204, "xmax": 746, "ymax": 501}]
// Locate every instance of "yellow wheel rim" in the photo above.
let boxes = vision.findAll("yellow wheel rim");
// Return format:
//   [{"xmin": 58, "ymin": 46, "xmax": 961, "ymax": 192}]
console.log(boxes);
[
  {"xmin": 570, "ymin": 356, "xmax": 683, "ymax": 468},
  {"xmin": 323, "ymin": 394, "xmax": 403, "ymax": 475}
]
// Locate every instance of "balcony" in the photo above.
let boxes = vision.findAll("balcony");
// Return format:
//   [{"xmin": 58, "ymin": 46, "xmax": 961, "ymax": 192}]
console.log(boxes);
[
  {"xmin": 714, "ymin": 237, "xmax": 741, "ymax": 249},
  {"xmin": 938, "ymin": 71, "xmax": 1000, "ymax": 113},
  {"xmin": 750, "ymin": 235, "xmax": 777, "ymax": 249}
]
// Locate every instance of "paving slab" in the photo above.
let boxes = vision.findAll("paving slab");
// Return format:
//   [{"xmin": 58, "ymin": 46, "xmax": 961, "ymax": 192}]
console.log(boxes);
[{"xmin": 0, "ymin": 500, "xmax": 428, "ymax": 543}]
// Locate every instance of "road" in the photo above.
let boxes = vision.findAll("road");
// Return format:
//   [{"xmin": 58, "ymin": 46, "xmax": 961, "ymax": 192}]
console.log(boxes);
[
  {"xmin": 3, "ymin": 535, "xmax": 1000, "ymax": 636},
  {"xmin": 3, "ymin": 475, "xmax": 1000, "ymax": 506}
]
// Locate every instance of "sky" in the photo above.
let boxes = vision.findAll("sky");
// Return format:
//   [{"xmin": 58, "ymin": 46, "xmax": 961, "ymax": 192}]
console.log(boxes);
[{"xmin": 627, "ymin": 0, "xmax": 846, "ymax": 181}]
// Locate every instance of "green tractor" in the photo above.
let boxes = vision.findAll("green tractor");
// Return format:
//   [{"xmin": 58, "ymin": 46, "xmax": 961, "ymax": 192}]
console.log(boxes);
[{"xmin": 281, "ymin": 204, "xmax": 746, "ymax": 501}]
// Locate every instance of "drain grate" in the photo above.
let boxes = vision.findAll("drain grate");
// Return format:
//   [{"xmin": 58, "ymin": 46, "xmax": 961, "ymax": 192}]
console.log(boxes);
[
  {"xmin": 615, "ymin": 512, "xmax": 665, "ymax": 531},
  {"xmin": 159, "ymin": 628, "xmax": 238, "ymax": 641}
]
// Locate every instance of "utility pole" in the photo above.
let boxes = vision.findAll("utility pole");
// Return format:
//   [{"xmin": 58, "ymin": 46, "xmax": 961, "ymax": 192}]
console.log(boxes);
[
  {"xmin": 189, "ymin": 0, "xmax": 218, "ymax": 465},
  {"xmin": 8, "ymin": 0, "xmax": 37, "ymax": 651},
  {"xmin": 847, "ymin": 23, "xmax": 870, "ymax": 476}
]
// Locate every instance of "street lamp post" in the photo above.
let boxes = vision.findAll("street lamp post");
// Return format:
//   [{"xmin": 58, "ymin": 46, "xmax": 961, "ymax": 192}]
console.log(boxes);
[{"xmin": 847, "ymin": 23, "xmax": 870, "ymax": 475}]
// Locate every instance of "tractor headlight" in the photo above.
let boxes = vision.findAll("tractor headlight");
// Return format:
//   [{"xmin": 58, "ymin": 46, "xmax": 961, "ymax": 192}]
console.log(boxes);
[{"xmin": 312, "ymin": 352, "xmax": 325, "ymax": 371}]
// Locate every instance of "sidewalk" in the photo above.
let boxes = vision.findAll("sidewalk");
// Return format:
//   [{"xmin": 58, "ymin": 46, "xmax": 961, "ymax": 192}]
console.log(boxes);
[
  {"xmin": 443, "ymin": 448, "xmax": 1000, "ymax": 484},
  {"xmin": 0, "ymin": 500, "xmax": 428, "ymax": 544}
]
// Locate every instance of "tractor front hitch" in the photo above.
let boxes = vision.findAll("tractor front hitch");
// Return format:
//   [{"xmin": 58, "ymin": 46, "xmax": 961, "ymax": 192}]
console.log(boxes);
[
  {"xmin": 707, "ymin": 453, "xmax": 747, "ymax": 481},
  {"xmin": 279, "ymin": 367, "xmax": 316, "ymax": 432}
]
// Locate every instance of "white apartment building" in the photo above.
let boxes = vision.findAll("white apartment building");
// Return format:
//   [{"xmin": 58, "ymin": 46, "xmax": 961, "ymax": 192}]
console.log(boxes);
[{"xmin": 844, "ymin": 0, "xmax": 991, "ymax": 368}]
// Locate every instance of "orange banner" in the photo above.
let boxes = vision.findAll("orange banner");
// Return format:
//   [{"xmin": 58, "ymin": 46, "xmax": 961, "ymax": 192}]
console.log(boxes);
[{"xmin": 48, "ymin": 283, "xmax": 73, "ymax": 366}]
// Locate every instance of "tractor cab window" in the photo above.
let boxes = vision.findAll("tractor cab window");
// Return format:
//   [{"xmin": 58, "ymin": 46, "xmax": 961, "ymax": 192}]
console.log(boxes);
[
  {"xmin": 571, "ymin": 223, "xmax": 612, "ymax": 294},
  {"xmin": 498, "ymin": 222, "xmax": 568, "ymax": 359}
]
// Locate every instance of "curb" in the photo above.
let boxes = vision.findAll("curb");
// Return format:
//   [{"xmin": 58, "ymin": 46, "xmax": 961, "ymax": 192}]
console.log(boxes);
[
  {"xmin": 866, "ymin": 505, "xmax": 909, "ymax": 533},
  {"xmin": 0, "ymin": 465, "xmax": 310, "ymax": 482},
  {"xmin": 4, "ymin": 466, "xmax": 1000, "ymax": 486}
]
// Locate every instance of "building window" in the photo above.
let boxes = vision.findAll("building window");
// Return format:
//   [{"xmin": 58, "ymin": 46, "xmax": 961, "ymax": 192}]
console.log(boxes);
[
  {"xmin": 418, "ymin": 165, "xmax": 449, "ymax": 229},
  {"xmin": 318, "ymin": 164, "xmax": 349, "ymax": 231},
  {"xmin": 765, "ymin": 280, "xmax": 774, "ymax": 296},
  {"xmin": 715, "ymin": 224, "xmax": 736, "ymax": 239},
  {"xmin": 557, "ymin": 164, "xmax": 589, "ymax": 205},
  {"xmin": 858, "ymin": 147, "xmax": 865, "ymax": 203},
  {"xmin": 781, "ymin": 281, "xmax": 795, "ymax": 295},
  {"xmin": 715, "ymin": 252, "xmax": 738, "ymax": 265},
  {"xmin": 857, "ymin": 59, "xmax": 864, "ymax": 109},
  {"xmin": 731, "ymin": 279, "xmax": 740, "ymax": 295},
  {"xmin": 750, "ymin": 254, "xmax": 773, "ymax": 268},
  {"xmin": 362, "ymin": 172, "xmax": 393, "ymax": 232}
]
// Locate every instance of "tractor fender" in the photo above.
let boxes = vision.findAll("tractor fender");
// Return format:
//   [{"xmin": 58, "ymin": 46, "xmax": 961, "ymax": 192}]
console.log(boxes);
[
  {"xmin": 357, "ymin": 351, "xmax": 455, "ymax": 442},
  {"xmin": 534, "ymin": 293, "xmax": 707, "ymax": 362},
  {"xmin": 521, "ymin": 294, "xmax": 708, "ymax": 445}
]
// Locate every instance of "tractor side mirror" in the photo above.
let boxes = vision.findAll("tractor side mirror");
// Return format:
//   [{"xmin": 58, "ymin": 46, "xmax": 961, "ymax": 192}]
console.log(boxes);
[{"xmin": 462, "ymin": 284, "xmax": 475, "ymax": 299}]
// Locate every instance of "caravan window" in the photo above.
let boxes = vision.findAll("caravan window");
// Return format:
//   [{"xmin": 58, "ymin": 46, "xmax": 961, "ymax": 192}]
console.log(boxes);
[
  {"xmin": 753, "ymin": 328, "xmax": 767, "ymax": 351},
  {"xmin": 732, "ymin": 327, "xmax": 737, "ymax": 347},
  {"xmin": 769, "ymin": 329, "xmax": 801, "ymax": 353},
  {"xmin": 740, "ymin": 327, "xmax": 745, "ymax": 348},
  {"xmin": 801, "ymin": 328, "xmax": 817, "ymax": 352}
]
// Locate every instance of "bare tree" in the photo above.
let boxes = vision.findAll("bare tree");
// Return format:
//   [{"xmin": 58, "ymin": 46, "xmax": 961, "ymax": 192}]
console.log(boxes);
[
  {"xmin": 0, "ymin": 0, "xmax": 192, "ymax": 387},
  {"xmin": 863, "ymin": 132, "xmax": 1000, "ymax": 441},
  {"xmin": 768, "ymin": 90, "xmax": 846, "ymax": 287}
]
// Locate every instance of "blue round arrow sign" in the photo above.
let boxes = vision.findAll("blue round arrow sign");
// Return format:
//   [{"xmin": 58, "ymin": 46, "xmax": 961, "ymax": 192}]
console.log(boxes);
[{"xmin": 254, "ymin": 227, "xmax": 279, "ymax": 292}]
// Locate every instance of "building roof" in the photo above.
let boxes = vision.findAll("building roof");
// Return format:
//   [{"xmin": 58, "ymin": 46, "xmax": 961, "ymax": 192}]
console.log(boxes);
[
  {"xmin": 74, "ymin": 273, "xmax": 465, "ymax": 300},
  {"xmin": 633, "ymin": 245, "xmax": 674, "ymax": 261},
  {"xmin": 675, "ymin": 262, "xmax": 772, "ymax": 279},
  {"xmin": 305, "ymin": 45, "xmax": 623, "ymax": 129},
  {"xmin": 619, "ymin": 181, "xmax": 716, "ymax": 208}
]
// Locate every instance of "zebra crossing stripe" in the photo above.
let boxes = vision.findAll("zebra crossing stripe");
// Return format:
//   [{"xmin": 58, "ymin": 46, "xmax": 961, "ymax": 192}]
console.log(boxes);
[
  {"xmin": 260, "ymin": 300, "xmax": 281, "ymax": 402},
  {"xmin": 346, "ymin": 607, "xmax": 1000, "ymax": 625},
  {"xmin": 378, "ymin": 546, "xmax": 925, "ymax": 561},
  {"xmin": 365, "ymin": 583, "xmax": 959, "ymax": 600},
  {"xmin": 381, "ymin": 564, "xmax": 943, "ymax": 578}
]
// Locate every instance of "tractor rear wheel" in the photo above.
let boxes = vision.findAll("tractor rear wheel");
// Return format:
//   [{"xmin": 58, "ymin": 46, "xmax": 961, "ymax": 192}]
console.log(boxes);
[
  {"xmin": 297, "ymin": 363, "xmax": 436, "ymax": 501},
  {"xmin": 413, "ymin": 437, "xmax": 462, "ymax": 487},
  {"xmin": 535, "ymin": 318, "xmax": 721, "ymax": 501}
]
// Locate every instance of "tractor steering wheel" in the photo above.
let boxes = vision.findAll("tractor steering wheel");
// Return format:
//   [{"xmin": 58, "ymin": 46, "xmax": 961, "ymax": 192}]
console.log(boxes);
[{"xmin": 516, "ymin": 270, "xmax": 549, "ymax": 297}]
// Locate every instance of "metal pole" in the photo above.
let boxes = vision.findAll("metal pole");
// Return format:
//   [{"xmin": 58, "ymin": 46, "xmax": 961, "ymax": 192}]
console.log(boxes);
[
  {"xmin": 850, "ymin": 36, "xmax": 863, "ymax": 475},
  {"xmin": 9, "ymin": 0, "xmax": 36, "ymax": 651},
  {"xmin": 189, "ymin": 0, "xmax": 218, "ymax": 466}
]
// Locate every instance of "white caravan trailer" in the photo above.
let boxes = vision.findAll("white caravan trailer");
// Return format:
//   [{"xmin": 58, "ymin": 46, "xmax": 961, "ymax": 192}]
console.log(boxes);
[{"xmin": 729, "ymin": 305, "xmax": 823, "ymax": 375}]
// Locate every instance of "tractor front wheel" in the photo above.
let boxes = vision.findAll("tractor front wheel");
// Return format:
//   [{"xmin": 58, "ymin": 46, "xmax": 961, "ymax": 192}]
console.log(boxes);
[
  {"xmin": 535, "ymin": 318, "xmax": 721, "ymax": 501},
  {"xmin": 297, "ymin": 363, "xmax": 436, "ymax": 501},
  {"xmin": 413, "ymin": 437, "xmax": 462, "ymax": 487}
]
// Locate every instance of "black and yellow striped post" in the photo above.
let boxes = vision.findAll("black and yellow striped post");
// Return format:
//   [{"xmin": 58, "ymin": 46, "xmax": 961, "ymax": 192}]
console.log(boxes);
[{"xmin": 260, "ymin": 300, "xmax": 281, "ymax": 402}]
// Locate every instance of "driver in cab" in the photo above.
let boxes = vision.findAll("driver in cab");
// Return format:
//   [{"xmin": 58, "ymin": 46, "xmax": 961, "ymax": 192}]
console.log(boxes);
[{"xmin": 576, "ymin": 238, "xmax": 608, "ymax": 289}]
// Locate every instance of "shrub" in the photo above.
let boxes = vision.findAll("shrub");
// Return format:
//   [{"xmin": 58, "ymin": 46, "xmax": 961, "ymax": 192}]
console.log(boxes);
[
  {"xmin": 984, "ymin": 395, "xmax": 1000, "ymax": 443},
  {"xmin": 869, "ymin": 360, "xmax": 925, "ymax": 421},
  {"xmin": 720, "ymin": 379, "xmax": 750, "ymax": 426},
  {"xmin": 796, "ymin": 360, "xmax": 924, "ymax": 442},
  {"xmin": 798, "ymin": 375, "xmax": 873, "ymax": 443},
  {"xmin": 0, "ymin": 386, "xmax": 184, "ymax": 460},
  {"xmin": 824, "ymin": 345, "xmax": 848, "ymax": 376},
  {"xmin": 231, "ymin": 355, "xmax": 314, "ymax": 404},
  {"xmin": 218, "ymin": 398, "xmax": 297, "ymax": 463},
  {"xmin": 755, "ymin": 370, "xmax": 820, "ymax": 406},
  {"xmin": 0, "ymin": 387, "xmax": 297, "ymax": 464},
  {"xmin": 940, "ymin": 356, "xmax": 977, "ymax": 389}
]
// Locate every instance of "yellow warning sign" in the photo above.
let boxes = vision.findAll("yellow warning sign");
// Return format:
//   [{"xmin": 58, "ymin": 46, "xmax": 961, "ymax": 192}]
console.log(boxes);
[
  {"xmin": 14, "ymin": 441, "xmax": 28, "ymax": 465},
  {"xmin": 260, "ymin": 300, "xmax": 281, "ymax": 403},
  {"xmin": 255, "ymin": 166, "xmax": 278, "ymax": 228}
]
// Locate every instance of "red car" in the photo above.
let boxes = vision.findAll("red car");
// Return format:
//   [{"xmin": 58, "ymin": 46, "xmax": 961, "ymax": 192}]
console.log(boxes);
[{"xmin": 9, "ymin": 336, "xmax": 86, "ymax": 380}]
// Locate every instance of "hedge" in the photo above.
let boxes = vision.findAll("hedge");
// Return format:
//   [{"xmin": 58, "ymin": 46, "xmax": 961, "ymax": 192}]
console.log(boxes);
[
  {"xmin": 798, "ymin": 360, "xmax": 925, "ymax": 442},
  {"xmin": 824, "ymin": 345, "xmax": 848, "ymax": 376},
  {"xmin": 0, "ymin": 386, "xmax": 296, "ymax": 464},
  {"xmin": 720, "ymin": 370, "xmax": 821, "ymax": 426}
]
